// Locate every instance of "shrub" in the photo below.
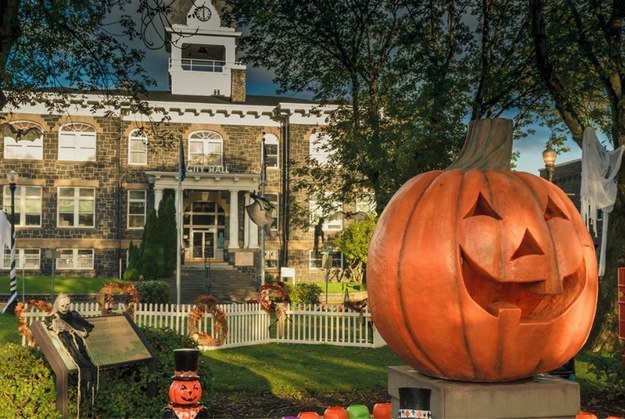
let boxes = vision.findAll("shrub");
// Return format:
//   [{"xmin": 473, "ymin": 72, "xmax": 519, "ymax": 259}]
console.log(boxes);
[
  {"xmin": 91, "ymin": 327, "xmax": 212, "ymax": 417},
  {"xmin": 579, "ymin": 347, "xmax": 625, "ymax": 404},
  {"xmin": 122, "ymin": 267, "xmax": 140, "ymax": 281},
  {"xmin": 0, "ymin": 343, "xmax": 61, "ymax": 418},
  {"xmin": 136, "ymin": 280, "xmax": 171, "ymax": 305},
  {"xmin": 289, "ymin": 282, "xmax": 323, "ymax": 305}
]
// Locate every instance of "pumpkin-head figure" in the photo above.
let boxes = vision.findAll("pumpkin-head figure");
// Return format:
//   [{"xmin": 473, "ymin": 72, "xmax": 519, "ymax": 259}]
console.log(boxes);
[
  {"xmin": 167, "ymin": 348, "xmax": 204, "ymax": 405},
  {"xmin": 367, "ymin": 119, "xmax": 598, "ymax": 382}
]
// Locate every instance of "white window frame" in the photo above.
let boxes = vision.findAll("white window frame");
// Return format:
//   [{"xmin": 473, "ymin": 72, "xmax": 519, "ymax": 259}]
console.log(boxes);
[
  {"xmin": 3, "ymin": 121, "xmax": 44, "ymax": 160},
  {"xmin": 56, "ymin": 249, "xmax": 94, "ymax": 270},
  {"xmin": 265, "ymin": 193, "xmax": 279, "ymax": 231},
  {"xmin": 2, "ymin": 185, "xmax": 42, "ymax": 227},
  {"xmin": 127, "ymin": 190, "xmax": 147, "ymax": 229},
  {"xmin": 188, "ymin": 131, "xmax": 223, "ymax": 167},
  {"xmin": 128, "ymin": 129, "xmax": 148, "ymax": 165},
  {"xmin": 355, "ymin": 197, "xmax": 376, "ymax": 215},
  {"xmin": 309, "ymin": 200, "xmax": 343, "ymax": 231},
  {"xmin": 309, "ymin": 132, "xmax": 330, "ymax": 165},
  {"xmin": 263, "ymin": 134, "xmax": 279, "ymax": 169},
  {"xmin": 265, "ymin": 249, "xmax": 279, "ymax": 268},
  {"xmin": 2, "ymin": 248, "xmax": 41, "ymax": 270},
  {"xmin": 57, "ymin": 187, "xmax": 95, "ymax": 228},
  {"xmin": 308, "ymin": 250, "xmax": 343, "ymax": 270},
  {"xmin": 58, "ymin": 123, "xmax": 97, "ymax": 161}
]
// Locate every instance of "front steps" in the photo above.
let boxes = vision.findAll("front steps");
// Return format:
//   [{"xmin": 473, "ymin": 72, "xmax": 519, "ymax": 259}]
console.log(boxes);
[{"xmin": 166, "ymin": 261, "xmax": 259, "ymax": 304}]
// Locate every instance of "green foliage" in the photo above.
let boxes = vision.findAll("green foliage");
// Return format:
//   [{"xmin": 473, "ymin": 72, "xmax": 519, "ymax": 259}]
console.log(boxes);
[
  {"xmin": 140, "ymin": 209, "xmax": 165, "ymax": 280},
  {"xmin": 288, "ymin": 282, "xmax": 323, "ymax": 305},
  {"xmin": 89, "ymin": 327, "xmax": 212, "ymax": 418},
  {"xmin": 578, "ymin": 348, "xmax": 625, "ymax": 404},
  {"xmin": 0, "ymin": 344, "xmax": 61, "ymax": 418},
  {"xmin": 332, "ymin": 219, "xmax": 376, "ymax": 283},
  {"xmin": 158, "ymin": 196, "xmax": 177, "ymax": 276},
  {"xmin": 135, "ymin": 280, "xmax": 170, "ymax": 305},
  {"xmin": 123, "ymin": 266, "xmax": 140, "ymax": 281}
]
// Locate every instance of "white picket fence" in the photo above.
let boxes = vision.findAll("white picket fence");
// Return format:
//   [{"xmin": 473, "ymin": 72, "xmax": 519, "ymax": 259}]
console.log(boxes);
[{"xmin": 20, "ymin": 302, "xmax": 386, "ymax": 349}]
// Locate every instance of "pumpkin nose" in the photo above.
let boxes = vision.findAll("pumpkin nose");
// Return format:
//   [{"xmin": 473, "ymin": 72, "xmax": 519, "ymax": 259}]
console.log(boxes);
[{"xmin": 511, "ymin": 229, "xmax": 544, "ymax": 260}]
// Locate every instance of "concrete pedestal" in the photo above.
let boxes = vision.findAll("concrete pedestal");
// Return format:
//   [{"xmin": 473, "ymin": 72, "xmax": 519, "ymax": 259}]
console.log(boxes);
[{"xmin": 388, "ymin": 366, "xmax": 580, "ymax": 418}]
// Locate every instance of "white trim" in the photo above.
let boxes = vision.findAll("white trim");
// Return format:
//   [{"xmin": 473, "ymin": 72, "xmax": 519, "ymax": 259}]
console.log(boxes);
[{"xmin": 263, "ymin": 133, "xmax": 279, "ymax": 169}]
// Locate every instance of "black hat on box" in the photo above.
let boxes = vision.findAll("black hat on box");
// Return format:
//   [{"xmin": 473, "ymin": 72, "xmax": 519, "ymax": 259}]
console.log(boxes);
[
  {"xmin": 173, "ymin": 349, "xmax": 200, "ymax": 379},
  {"xmin": 399, "ymin": 387, "xmax": 431, "ymax": 411}
]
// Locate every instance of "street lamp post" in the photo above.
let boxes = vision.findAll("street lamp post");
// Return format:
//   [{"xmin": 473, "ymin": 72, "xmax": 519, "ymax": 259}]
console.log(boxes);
[
  {"xmin": 542, "ymin": 148, "xmax": 557, "ymax": 183},
  {"xmin": 7, "ymin": 170, "xmax": 18, "ymax": 311}
]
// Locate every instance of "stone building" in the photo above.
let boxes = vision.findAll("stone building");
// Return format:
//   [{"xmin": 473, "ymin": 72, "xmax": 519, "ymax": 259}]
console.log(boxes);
[{"xmin": 0, "ymin": 2, "xmax": 350, "ymax": 286}]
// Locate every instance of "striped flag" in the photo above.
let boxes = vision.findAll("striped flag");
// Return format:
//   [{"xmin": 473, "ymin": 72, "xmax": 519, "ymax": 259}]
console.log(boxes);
[
  {"xmin": 179, "ymin": 138, "xmax": 186, "ymax": 182},
  {"xmin": 0, "ymin": 211, "xmax": 16, "ymax": 314}
]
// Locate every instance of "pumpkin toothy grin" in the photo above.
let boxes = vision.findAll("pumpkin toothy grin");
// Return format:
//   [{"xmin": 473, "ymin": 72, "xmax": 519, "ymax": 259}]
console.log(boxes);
[{"xmin": 460, "ymin": 248, "xmax": 585, "ymax": 321}]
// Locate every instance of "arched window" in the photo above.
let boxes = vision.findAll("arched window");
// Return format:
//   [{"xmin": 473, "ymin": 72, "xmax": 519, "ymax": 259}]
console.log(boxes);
[
  {"xmin": 263, "ymin": 134, "xmax": 278, "ymax": 168},
  {"xmin": 188, "ymin": 131, "xmax": 223, "ymax": 167},
  {"xmin": 58, "ymin": 123, "xmax": 96, "ymax": 161},
  {"xmin": 3, "ymin": 121, "xmax": 43, "ymax": 160},
  {"xmin": 309, "ymin": 132, "xmax": 330, "ymax": 165},
  {"xmin": 128, "ymin": 129, "xmax": 148, "ymax": 165}
]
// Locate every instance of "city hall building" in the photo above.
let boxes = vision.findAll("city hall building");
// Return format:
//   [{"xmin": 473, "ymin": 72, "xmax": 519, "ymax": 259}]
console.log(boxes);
[{"xmin": 0, "ymin": 2, "xmax": 353, "ymax": 284}]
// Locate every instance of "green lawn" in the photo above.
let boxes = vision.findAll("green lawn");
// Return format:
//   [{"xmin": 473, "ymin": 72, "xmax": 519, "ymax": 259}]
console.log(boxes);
[
  {"xmin": 0, "ymin": 314, "xmax": 19, "ymax": 345},
  {"xmin": 202, "ymin": 343, "xmax": 400, "ymax": 396},
  {"xmin": 0, "ymin": 275, "xmax": 126, "ymax": 295}
]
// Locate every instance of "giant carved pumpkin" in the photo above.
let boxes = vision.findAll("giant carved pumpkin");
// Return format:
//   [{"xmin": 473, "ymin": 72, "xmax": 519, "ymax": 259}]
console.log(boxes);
[{"xmin": 367, "ymin": 119, "xmax": 598, "ymax": 382}]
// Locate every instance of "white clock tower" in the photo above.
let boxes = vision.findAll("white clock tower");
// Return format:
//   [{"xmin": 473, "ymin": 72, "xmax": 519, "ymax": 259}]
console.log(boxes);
[{"xmin": 167, "ymin": 2, "xmax": 246, "ymax": 101}]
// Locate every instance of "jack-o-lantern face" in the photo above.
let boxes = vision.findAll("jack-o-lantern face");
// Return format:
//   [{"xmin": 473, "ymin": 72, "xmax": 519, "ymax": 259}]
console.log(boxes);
[
  {"xmin": 169, "ymin": 379, "xmax": 202, "ymax": 405},
  {"xmin": 367, "ymin": 167, "xmax": 598, "ymax": 382}
]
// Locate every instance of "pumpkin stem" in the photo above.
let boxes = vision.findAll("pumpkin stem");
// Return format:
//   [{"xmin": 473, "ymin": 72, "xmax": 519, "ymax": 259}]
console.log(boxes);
[{"xmin": 447, "ymin": 118, "xmax": 513, "ymax": 171}]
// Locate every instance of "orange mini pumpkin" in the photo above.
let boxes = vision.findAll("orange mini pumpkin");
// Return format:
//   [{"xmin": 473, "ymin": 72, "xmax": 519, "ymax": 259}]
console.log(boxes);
[
  {"xmin": 367, "ymin": 119, "xmax": 598, "ymax": 382},
  {"xmin": 169, "ymin": 378, "xmax": 202, "ymax": 405}
]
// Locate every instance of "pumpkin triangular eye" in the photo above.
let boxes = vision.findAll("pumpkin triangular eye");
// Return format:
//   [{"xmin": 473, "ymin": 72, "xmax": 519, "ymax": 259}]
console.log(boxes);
[
  {"xmin": 544, "ymin": 196, "xmax": 569, "ymax": 220},
  {"xmin": 511, "ymin": 229, "xmax": 544, "ymax": 260},
  {"xmin": 464, "ymin": 192, "xmax": 502, "ymax": 220}
]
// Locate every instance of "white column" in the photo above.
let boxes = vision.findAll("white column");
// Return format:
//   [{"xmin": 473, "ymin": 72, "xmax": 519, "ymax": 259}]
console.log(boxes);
[
  {"xmin": 244, "ymin": 193, "xmax": 259, "ymax": 249},
  {"xmin": 244, "ymin": 193, "xmax": 250, "ymax": 248},
  {"xmin": 154, "ymin": 187, "xmax": 163, "ymax": 211},
  {"xmin": 228, "ymin": 190, "xmax": 239, "ymax": 249}
]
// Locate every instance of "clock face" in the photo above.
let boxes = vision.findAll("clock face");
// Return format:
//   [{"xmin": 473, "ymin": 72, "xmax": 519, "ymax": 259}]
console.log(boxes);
[{"xmin": 194, "ymin": 5, "xmax": 211, "ymax": 22}]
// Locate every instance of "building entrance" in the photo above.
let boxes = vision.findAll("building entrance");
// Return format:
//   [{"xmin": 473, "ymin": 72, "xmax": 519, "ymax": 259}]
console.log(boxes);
[{"xmin": 183, "ymin": 198, "xmax": 226, "ymax": 261}]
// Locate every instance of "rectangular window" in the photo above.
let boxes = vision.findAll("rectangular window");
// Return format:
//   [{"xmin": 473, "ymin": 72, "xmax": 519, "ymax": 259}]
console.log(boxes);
[
  {"xmin": 309, "ymin": 200, "xmax": 342, "ymax": 231},
  {"xmin": 127, "ymin": 190, "xmax": 146, "ymax": 229},
  {"xmin": 2, "ymin": 248, "xmax": 40, "ymax": 270},
  {"xmin": 56, "ymin": 249, "xmax": 94, "ymax": 270},
  {"xmin": 265, "ymin": 193, "xmax": 279, "ymax": 231},
  {"xmin": 58, "ymin": 187, "xmax": 95, "ymax": 227},
  {"xmin": 4, "ymin": 136, "xmax": 43, "ymax": 160},
  {"xmin": 264, "ymin": 143, "xmax": 278, "ymax": 168},
  {"xmin": 265, "ymin": 249, "xmax": 279, "ymax": 268},
  {"xmin": 308, "ymin": 250, "xmax": 343, "ymax": 270},
  {"xmin": 58, "ymin": 131, "xmax": 96, "ymax": 161},
  {"xmin": 128, "ymin": 135, "xmax": 148, "ymax": 165},
  {"xmin": 2, "ymin": 186, "xmax": 42, "ymax": 227}
]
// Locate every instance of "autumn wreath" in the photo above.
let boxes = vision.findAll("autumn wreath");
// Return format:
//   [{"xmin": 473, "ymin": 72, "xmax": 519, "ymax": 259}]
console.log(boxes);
[
  {"xmin": 96, "ymin": 282, "xmax": 140, "ymax": 318},
  {"xmin": 257, "ymin": 283, "xmax": 290, "ymax": 337},
  {"xmin": 15, "ymin": 299, "xmax": 53, "ymax": 347},
  {"xmin": 189, "ymin": 295, "xmax": 227, "ymax": 347}
]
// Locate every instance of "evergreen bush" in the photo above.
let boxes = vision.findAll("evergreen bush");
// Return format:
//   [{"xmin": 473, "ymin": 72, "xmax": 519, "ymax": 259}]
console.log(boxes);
[{"xmin": 136, "ymin": 281, "xmax": 171, "ymax": 305}]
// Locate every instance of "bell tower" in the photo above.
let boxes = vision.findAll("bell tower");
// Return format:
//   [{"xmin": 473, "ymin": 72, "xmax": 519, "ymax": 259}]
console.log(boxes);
[{"xmin": 167, "ymin": 2, "xmax": 246, "ymax": 102}]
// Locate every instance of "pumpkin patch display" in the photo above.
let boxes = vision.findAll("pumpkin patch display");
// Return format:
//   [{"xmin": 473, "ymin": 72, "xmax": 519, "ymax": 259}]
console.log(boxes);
[
  {"xmin": 162, "ymin": 349, "xmax": 208, "ymax": 419},
  {"xmin": 367, "ymin": 118, "xmax": 598, "ymax": 382}
]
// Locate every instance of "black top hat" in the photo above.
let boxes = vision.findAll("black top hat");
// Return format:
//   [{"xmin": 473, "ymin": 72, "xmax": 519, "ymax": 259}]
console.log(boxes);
[
  {"xmin": 399, "ymin": 387, "xmax": 431, "ymax": 411},
  {"xmin": 173, "ymin": 349, "xmax": 199, "ymax": 373}
]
